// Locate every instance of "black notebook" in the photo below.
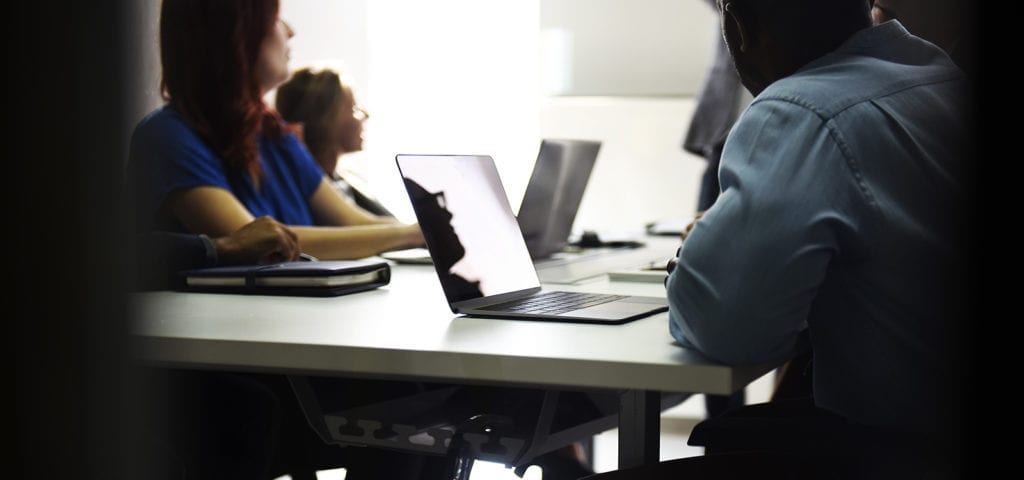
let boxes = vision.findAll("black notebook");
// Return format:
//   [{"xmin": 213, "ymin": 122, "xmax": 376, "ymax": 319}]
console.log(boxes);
[{"xmin": 181, "ymin": 259, "xmax": 391, "ymax": 297}]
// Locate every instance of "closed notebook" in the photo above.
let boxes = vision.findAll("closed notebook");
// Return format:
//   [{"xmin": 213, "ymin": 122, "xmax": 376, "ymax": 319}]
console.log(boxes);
[{"xmin": 181, "ymin": 259, "xmax": 390, "ymax": 297}]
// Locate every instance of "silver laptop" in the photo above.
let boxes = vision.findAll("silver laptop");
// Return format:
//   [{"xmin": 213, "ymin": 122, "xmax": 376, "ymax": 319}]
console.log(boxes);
[
  {"xmin": 396, "ymin": 154, "xmax": 667, "ymax": 324},
  {"xmin": 517, "ymin": 139, "xmax": 600, "ymax": 259},
  {"xmin": 384, "ymin": 139, "xmax": 600, "ymax": 265}
]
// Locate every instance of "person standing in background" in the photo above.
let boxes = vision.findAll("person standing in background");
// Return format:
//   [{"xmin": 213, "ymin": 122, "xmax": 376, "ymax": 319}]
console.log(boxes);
[{"xmin": 684, "ymin": 0, "xmax": 749, "ymax": 215}]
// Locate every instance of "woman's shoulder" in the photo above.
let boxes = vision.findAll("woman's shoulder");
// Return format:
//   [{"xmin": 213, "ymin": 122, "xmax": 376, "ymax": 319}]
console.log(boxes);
[
  {"xmin": 132, "ymin": 106, "xmax": 201, "ymax": 144},
  {"xmin": 273, "ymin": 128, "xmax": 317, "ymax": 160},
  {"xmin": 129, "ymin": 106, "xmax": 220, "ymax": 168},
  {"xmin": 276, "ymin": 127, "xmax": 306, "ymax": 149}
]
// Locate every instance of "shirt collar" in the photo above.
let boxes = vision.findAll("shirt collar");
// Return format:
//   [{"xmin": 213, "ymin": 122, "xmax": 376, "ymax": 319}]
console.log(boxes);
[
  {"xmin": 833, "ymin": 20, "xmax": 909, "ymax": 56},
  {"xmin": 794, "ymin": 20, "xmax": 911, "ymax": 75}
]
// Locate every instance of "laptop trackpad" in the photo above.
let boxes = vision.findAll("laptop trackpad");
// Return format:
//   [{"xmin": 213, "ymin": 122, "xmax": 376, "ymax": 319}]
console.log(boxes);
[{"xmin": 565, "ymin": 298, "xmax": 667, "ymax": 320}]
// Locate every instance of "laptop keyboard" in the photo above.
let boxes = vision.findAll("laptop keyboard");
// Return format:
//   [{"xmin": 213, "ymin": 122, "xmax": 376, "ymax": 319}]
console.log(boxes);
[{"xmin": 479, "ymin": 291, "xmax": 627, "ymax": 315}]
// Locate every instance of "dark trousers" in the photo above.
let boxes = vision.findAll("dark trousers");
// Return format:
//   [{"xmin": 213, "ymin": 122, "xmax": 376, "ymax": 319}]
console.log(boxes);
[
  {"xmin": 584, "ymin": 397, "xmax": 959, "ymax": 480},
  {"xmin": 687, "ymin": 397, "xmax": 959, "ymax": 479}
]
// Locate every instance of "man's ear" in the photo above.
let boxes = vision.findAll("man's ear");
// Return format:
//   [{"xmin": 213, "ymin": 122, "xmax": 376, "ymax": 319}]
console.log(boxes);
[{"xmin": 723, "ymin": 1, "xmax": 753, "ymax": 53}]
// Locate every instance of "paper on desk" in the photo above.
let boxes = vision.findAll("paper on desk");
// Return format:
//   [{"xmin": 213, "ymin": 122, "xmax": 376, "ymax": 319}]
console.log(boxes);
[{"xmin": 607, "ymin": 268, "xmax": 668, "ymax": 283}]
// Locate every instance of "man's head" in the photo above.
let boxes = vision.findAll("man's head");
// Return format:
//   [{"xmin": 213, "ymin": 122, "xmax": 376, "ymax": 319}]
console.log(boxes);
[
  {"xmin": 717, "ymin": 0, "xmax": 872, "ymax": 95},
  {"xmin": 870, "ymin": 0, "xmax": 974, "ymax": 74}
]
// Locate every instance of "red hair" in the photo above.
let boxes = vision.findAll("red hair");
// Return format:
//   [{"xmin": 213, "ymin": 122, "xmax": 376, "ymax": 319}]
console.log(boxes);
[{"xmin": 160, "ymin": 0, "xmax": 287, "ymax": 184}]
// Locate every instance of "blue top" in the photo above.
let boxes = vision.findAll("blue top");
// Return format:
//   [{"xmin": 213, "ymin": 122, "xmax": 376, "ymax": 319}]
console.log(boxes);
[
  {"xmin": 666, "ymin": 21, "xmax": 968, "ymax": 431},
  {"xmin": 128, "ymin": 106, "xmax": 325, "ymax": 233}
]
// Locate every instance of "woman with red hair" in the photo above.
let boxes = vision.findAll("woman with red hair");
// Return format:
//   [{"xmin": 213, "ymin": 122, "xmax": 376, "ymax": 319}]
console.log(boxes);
[
  {"xmin": 128, "ymin": 0, "xmax": 422, "ymax": 260},
  {"xmin": 128, "ymin": 2, "xmax": 448, "ymax": 479}
]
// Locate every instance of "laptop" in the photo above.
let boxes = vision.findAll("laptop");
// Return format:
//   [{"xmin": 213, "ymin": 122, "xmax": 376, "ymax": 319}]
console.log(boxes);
[
  {"xmin": 396, "ymin": 154, "xmax": 668, "ymax": 324},
  {"xmin": 517, "ymin": 139, "xmax": 601, "ymax": 259},
  {"xmin": 382, "ymin": 139, "xmax": 600, "ymax": 265}
]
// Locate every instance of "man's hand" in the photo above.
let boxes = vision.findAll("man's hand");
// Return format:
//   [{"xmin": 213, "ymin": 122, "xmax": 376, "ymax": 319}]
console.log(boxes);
[
  {"xmin": 213, "ymin": 216, "xmax": 300, "ymax": 265},
  {"xmin": 666, "ymin": 211, "xmax": 705, "ymax": 286},
  {"xmin": 680, "ymin": 211, "xmax": 705, "ymax": 244}
]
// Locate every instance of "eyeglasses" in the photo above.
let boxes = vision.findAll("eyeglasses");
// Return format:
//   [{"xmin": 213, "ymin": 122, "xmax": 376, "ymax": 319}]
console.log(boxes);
[{"xmin": 353, "ymin": 104, "xmax": 369, "ymax": 121}]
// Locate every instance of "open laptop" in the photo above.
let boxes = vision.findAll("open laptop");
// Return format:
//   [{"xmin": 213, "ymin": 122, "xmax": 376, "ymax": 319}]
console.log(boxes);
[
  {"xmin": 517, "ymin": 139, "xmax": 600, "ymax": 259},
  {"xmin": 382, "ymin": 139, "xmax": 600, "ymax": 265},
  {"xmin": 396, "ymin": 154, "xmax": 667, "ymax": 324}
]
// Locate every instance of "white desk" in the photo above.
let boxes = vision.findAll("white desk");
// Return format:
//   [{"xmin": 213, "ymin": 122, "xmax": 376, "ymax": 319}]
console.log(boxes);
[{"xmin": 133, "ymin": 240, "xmax": 776, "ymax": 469}]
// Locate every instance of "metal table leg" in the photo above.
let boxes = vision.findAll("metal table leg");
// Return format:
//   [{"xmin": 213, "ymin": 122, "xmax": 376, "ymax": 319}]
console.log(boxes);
[{"xmin": 617, "ymin": 390, "xmax": 660, "ymax": 469}]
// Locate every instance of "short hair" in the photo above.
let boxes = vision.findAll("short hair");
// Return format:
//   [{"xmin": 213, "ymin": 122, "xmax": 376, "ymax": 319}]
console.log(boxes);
[
  {"xmin": 723, "ymin": 0, "xmax": 871, "ymax": 40},
  {"xmin": 726, "ymin": 0, "xmax": 866, "ymax": 12},
  {"xmin": 276, "ymin": 68, "xmax": 349, "ymax": 162}
]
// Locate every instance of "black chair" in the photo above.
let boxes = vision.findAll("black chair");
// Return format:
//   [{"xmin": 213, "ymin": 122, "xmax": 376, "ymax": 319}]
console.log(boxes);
[{"xmin": 584, "ymin": 398, "xmax": 960, "ymax": 480}]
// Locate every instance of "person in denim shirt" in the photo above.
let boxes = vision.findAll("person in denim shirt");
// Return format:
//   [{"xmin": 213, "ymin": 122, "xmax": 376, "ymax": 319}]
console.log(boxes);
[{"xmin": 664, "ymin": 0, "xmax": 970, "ymax": 471}]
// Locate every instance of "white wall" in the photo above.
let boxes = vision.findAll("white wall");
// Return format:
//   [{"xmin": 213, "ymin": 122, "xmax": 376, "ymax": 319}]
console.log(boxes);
[
  {"xmin": 280, "ymin": 0, "xmax": 370, "ymax": 98},
  {"xmin": 541, "ymin": 0, "xmax": 719, "ymax": 96},
  {"xmin": 283, "ymin": 0, "xmax": 724, "ymax": 99},
  {"xmin": 541, "ymin": 97, "xmax": 707, "ymax": 235},
  {"xmin": 280, "ymin": 0, "xmax": 543, "ymax": 223},
  {"xmin": 360, "ymin": 0, "xmax": 541, "ymax": 223},
  {"xmin": 125, "ymin": 1, "xmax": 163, "ymax": 142}
]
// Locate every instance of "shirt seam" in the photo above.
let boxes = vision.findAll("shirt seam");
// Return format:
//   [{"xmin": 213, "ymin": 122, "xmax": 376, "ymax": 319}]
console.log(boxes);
[
  {"xmin": 753, "ymin": 68, "xmax": 961, "ymax": 117},
  {"xmin": 744, "ymin": 98, "xmax": 884, "ymax": 252}
]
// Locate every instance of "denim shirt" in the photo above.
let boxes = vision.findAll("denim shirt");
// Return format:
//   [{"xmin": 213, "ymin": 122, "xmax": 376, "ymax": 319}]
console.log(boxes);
[{"xmin": 666, "ymin": 21, "xmax": 968, "ymax": 431}]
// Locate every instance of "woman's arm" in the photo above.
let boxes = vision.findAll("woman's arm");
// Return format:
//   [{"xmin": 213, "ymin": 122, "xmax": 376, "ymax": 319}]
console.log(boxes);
[
  {"xmin": 288, "ymin": 223, "xmax": 423, "ymax": 259},
  {"xmin": 309, "ymin": 178, "xmax": 397, "ymax": 226},
  {"xmin": 165, "ymin": 186, "xmax": 256, "ymax": 237},
  {"xmin": 166, "ymin": 185, "xmax": 423, "ymax": 260}
]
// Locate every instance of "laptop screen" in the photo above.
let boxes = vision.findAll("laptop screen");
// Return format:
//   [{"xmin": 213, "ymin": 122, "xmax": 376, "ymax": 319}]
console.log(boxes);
[
  {"xmin": 518, "ymin": 139, "xmax": 600, "ymax": 259},
  {"xmin": 397, "ymin": 155, "xmax": 540, "ymax": 303}
]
